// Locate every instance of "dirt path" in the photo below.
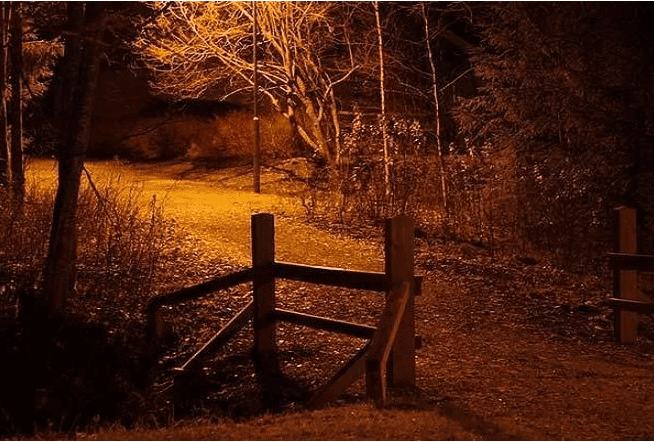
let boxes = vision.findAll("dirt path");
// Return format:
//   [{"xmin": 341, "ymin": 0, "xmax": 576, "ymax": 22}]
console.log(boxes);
[
  {"xmin": 27, "ymin": 159, "xmax": 384, "ymax": 272},
  {"xmin": 417, "ymin": 267, "xmax": 654, "ymax": 440}
]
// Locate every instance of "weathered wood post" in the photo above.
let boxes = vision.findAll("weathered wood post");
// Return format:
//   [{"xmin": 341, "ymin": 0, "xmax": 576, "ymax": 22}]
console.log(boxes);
[
  {"xmin": 614, "ymin": 207, "xmax": 640, "ymax": 343},
  {"xmin": 252, "ymin": 213, "xmax": 276, "ymax": 361},
  {"xmin": 366, "ymin": 214, "xmax": 415, "ymax": 399},
  {"xmin": 387, "ymin": 215, "xmax": 416, "ymax": 387}
]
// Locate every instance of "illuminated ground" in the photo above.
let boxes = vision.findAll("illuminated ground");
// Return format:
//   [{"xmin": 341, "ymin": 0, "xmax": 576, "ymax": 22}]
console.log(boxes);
[
  {"xmin": 27, "ymin": 158, "xmax": 383, "ymax": 271},
  {"xmin": 26, "ymin": 158, "xmax": 654, "ymax": 440}
]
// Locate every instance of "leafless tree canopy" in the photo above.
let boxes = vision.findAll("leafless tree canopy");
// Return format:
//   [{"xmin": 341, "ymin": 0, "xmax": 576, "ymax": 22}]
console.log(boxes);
[{"xmin": 135, "ymin": 1, "xmax": 358, "ymax": 161}]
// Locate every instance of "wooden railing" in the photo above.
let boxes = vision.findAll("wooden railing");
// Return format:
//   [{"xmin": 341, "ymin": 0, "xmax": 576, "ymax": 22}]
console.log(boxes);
[
  {"xmin": 144, "ymin": 213, "xmax": 422, "ymax": 407},
  {"xmin": 607, "ymin": 207, "xmax": 654, "ymax": 343}
]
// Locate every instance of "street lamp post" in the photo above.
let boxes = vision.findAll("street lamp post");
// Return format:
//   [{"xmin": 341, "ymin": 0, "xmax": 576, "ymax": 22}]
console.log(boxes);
[{"xmin": 252, "ymin": 1, "xmax": 261, "ymax": 193}]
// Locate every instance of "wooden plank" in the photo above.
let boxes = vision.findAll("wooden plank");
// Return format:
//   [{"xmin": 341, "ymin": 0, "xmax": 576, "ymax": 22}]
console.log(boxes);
[
  {"xmin": 367, "ymin": 282, "xmax": 412, "ymax": 364},
  {"xmin": 273, "ymin": 308, "xmax": 376, "ymax": 339},
  {"xmin": 273, "ymin": 262, "xmax": 386, "ymax": 292},
  {"xmin": 273, "ymin": 262, "xmax": 422, "ymax": 296},
  {"xmin": 146, "ymin": 268, "xmax": 253, "ymax": 312},
  {"xmin": 252, "ymin": 213, "xmax": 276, "ymax": 356},
  {"xmin": 384, "ymin": 215, "xmax": 416, "ymax": 389},
  {"xmin": 608, "ymin": 253, "xmax": 654, "ymax": 272},
  {"xmin": 273, "ymin": 308, "xmax": 422, "ymax": 347},
  {"xmin": 366, "ymin": 281, "xmax": 411, "ymax": 407},
  {"xmin": 175, "ymin": 301, "xmax": 254, "ymax": 371},
  {"xmin": 308, "ymin": 344, "xmax": 370, "ymax": 409},
  {"xmin": 608, "ymin": 298, "xmax": 654, "ymax": 315},
  {"xmin": 613, "ymin": 207, "xmax": 640, "ymax": 344}
]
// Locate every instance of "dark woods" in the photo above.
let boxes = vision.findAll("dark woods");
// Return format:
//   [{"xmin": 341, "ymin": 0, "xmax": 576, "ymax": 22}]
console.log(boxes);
[
  {"xmin": 454, "ymin": 2, "xmax": 654, "ymax": 265},
  {"xmin": 0, "ymin": 2, "xmax": 146, "ymax": 435}
]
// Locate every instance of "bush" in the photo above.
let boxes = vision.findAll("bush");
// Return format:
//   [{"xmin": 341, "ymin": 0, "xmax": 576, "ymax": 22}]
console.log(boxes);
[
  {"xmin": 453, "ymin": 2, "xmax": 654, "ymax": 266},
  {"xmin": 103, "ymin": 110, "xmax": 296, "ymax": 162},
  {"xmin": 303, "ymin": 112, "xmax": 439, "ymax": 225},
  {"xmin": 0, "ymin": 171, "xmax": 201, "ymax": 435}
]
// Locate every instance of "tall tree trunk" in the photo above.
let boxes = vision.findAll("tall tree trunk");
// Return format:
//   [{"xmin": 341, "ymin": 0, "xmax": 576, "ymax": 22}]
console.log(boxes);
[
  {"xmin": 40, "ymin": 2, "xmax": 104, "ymax": 318},
  {"xmin": 9, "ymin": 1, "xmax": 22, "ymax": 201},
  {"xmin": 421, "ymin": 2, "xmax": 448, "ymax": 213},
  {"xmin": 0, "ymin": 3, "xmax": 8, "ymax": 187},
  {"xmin": 373, "ymin": 1, "xmax": 391, "ymax": 203}
]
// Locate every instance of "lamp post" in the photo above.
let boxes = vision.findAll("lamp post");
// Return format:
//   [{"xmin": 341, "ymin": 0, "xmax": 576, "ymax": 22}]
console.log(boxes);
[{"xmin": 252, "ymin": 0, "xmax": 261, "ymax": 193}]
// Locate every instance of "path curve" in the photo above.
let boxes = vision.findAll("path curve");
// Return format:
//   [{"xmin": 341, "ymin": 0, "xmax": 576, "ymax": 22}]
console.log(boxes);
[{"xmin": 27, "ymin": 159, "xmax": 384, "ymax": 273}]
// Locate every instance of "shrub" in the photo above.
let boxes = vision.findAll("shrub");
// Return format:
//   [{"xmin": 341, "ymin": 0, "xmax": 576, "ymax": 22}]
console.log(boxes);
[
  {"xmin": 303, "ymin": 112, "xmax": 443, "ymax": 228},
  {"xmin": 453, "ymin": 2, "xmax": 654, "ymax": 266},
  {"xmin": 0, "ymin": 170, "xmax": 201, "ymax": 435},
  {"xmin": 110, "ymin": 110, "xmax": 296, "ymax": 162}
]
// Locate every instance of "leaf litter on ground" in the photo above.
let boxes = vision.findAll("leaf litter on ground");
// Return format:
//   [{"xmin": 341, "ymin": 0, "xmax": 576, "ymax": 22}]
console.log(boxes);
[{"xmin": 24, "ymin": 159, "xmax": 654, "ymax": 440}]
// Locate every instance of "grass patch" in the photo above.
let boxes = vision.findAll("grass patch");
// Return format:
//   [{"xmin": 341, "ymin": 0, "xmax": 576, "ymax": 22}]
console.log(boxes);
[{"xmin": 79, "ymin": 404, "xmax": 485, "ymax": 441}]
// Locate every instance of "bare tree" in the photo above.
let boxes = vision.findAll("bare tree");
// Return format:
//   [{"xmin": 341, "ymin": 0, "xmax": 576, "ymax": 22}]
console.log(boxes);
[
  {"xmin": 373, "ymin": 1, "xmax": 391, "ymax": 201},
  {"xmin": 135, "ymin": 1, "xmax": 356, "ymax": 163},
  {"xmin": 421, "ymin": 2, "xmax": 448, "ymax": 212}
]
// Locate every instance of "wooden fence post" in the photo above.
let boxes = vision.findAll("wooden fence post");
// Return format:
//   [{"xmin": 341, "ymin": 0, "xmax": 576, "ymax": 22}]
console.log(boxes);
[
  {"xmin": 252, "ymin": 213, "xmax": 276, "ymax": 360},
  {"xmin": 382, "ymin": 214, "xmax": 416, "ymax": 388},
  {"xmin": 365, "ymin": 281, "xmax": 412, "ymax": 406},
  {"xmin": 614, "ymin": 207, "xmax": 639, "ymax": 343}
]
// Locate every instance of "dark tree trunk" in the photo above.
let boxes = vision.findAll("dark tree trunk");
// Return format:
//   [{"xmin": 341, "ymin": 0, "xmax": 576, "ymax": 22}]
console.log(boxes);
[
  {"xmin": 40, "ymin": 2, "xmax": 104, "ymax": 318},
  {"xmin": 0, "ymin": 3, "xmax": 8, "ymax": 187},
  {"xmin": 9, "ymin": 1, "xmax": 22, "ymax": 200},
  {"xmin": 53, "ymin": 3, "xmax": 83, "ymax": 141}
]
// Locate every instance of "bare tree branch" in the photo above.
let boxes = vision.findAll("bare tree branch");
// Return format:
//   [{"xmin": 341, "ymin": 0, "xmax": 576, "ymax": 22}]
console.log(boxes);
[{"xmin": 133, "ymin": 1, "xmax": 347, "ymax": 162}]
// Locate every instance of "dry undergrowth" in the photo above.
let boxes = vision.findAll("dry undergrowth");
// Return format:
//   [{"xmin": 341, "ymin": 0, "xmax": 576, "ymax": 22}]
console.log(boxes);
[{"xmin": 14, "ymin": 159, "xmax": 654, "ymax": 440}]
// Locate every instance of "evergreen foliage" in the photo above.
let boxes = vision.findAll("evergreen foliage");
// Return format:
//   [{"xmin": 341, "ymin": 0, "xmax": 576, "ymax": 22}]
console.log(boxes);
[{"xmin": 455, "ymin": 2, "xmax": 654, "ymax": 262}]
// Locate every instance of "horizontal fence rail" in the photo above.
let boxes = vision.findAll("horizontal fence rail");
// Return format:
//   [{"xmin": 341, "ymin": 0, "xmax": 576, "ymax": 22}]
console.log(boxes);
[
  {"xmin": 273, "ymin": 308, "xmax": 377, "ymax": 339},
  {"xmin": 608, "ymin": 298, "xmax": 654, "ymax": 315},
  {"xmin": 273, "ymin": 308, "xmax": 422, "ymax": 348},
  {"xmin": 145, "ymin": 268, "xmax": 254, "ymax": 350},
  {"xmin": 146, "ymin": 268, "xmax": 253, "ymax": 313},
  {"xmin": 273, "ymin": 262, "xmax": 387, "ymax": 292},
  {"xmin": 274, "ymin": 261, "xmax": 423, "ymax": 296},
  {"xmin": 609, "ymin": 207, "xmax": 654, "ymax": 343},
  {"xmin": 608, "ymin": 253, "xmax": 654, "ymax": 272}
]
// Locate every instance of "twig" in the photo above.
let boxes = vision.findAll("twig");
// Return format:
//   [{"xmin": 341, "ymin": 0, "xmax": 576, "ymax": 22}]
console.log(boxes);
[
  {"xmin": 82, "ymin": 165, "xmax": 111, "ymax": 216},
  {"xmin": 439, "ymin": 68, "xmax": 473, "ymax": 93}
]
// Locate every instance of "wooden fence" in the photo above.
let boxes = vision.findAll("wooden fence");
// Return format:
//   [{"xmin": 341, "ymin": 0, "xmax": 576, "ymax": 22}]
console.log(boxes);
[
  {"xmin": 607, "ymin": 206, "xmax": 654, "ymax": 343},
  {"xmin": 145, "ymin": 213, "xmax": 422, "ymax": 408}
]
